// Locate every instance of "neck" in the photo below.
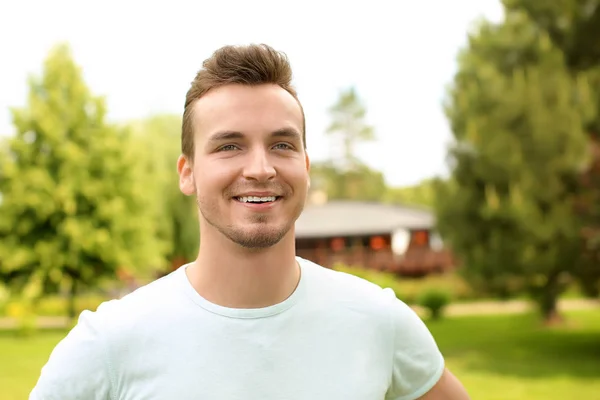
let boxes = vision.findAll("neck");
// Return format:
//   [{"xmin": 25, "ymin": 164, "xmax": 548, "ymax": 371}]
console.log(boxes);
[{"xmin": 186, "ymin": 226, "xmax": 300, "ymax": 309}]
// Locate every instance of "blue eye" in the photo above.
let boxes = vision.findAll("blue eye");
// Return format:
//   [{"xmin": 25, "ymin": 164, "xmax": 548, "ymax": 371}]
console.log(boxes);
[
  {"xmin": 219, "ymin": 144, "xmax": 238, "ymax": 151},
  {"xmin": 273, "ymin": 143, "xmax": 293, "ymax": 150}
]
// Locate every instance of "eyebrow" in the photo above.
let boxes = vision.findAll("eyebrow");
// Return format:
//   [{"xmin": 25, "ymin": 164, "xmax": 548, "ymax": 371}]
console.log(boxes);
[
  {"xmin": 207, "ymin": 130, "xmax": 245, "ymax": 143},
  {"xmin": 271, "ymin": 127, "xmax": 303, "ymax": 142},
  {"xmin": 207, "ymin": 127, "xmax": 302, "ymax": 144}
]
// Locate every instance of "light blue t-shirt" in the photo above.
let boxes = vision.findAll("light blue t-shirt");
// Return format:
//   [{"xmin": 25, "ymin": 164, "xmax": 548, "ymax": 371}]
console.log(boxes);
[{"xmin": 30, "ymin": 257, "xmax": 444, "ymax": 400}]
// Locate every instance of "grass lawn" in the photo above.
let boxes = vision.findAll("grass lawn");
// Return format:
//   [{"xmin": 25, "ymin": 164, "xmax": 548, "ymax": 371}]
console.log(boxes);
[
  {"xmin": 428, "ymin": 310, "xmax": 600, "ymax": 399},
  {"xmin": 0, "ymin": 329, "xmax": 68, "ymax": 400},
  {"xmin": 1, "ymin": 310, "xmax": 599, "ymax": 400}
]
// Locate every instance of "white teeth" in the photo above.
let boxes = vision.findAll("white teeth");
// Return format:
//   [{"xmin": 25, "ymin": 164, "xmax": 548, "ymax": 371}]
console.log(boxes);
[{"xmin": 237, "ymin": 196, "xmax": 277, "ymax": 203}]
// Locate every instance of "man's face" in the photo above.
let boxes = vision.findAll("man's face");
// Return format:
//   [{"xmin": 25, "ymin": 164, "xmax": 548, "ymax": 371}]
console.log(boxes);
[{"xmin": 178, "ymin": 83, "xmax": 310, "ymax": 249}]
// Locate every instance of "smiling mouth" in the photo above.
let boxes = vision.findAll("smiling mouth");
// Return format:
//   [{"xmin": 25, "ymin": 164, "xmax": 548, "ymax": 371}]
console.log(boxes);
[{"xmin": 235, "ymin": 196, "xmax": 280, "ymax": 204}]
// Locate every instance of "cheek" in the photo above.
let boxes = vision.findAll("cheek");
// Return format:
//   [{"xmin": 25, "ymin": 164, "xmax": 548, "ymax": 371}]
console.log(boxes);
[
  {"xmin": 279, "ymin": 163, "xmax": 310, "ymax": 189},
  {"xmin": 194, "ymin": 163, "xmax": 239, "ymax": 194}
]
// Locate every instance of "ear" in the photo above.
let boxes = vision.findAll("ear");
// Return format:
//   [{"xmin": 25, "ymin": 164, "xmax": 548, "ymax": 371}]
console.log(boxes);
[
  {"xmin": 177, "ymin": 154, "xmax": 196, "ymax": 196},
  {"xmin": 305, "ymin": 152, "xmax": 311, "ymax": 189},
  {"xmin": 305, "ymin": 152, "xmax": 311, "ymax": 171}
]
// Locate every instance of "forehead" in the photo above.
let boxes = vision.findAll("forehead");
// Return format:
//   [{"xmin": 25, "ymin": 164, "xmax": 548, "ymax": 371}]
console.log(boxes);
[{"xmin": 191, "ymin": 83, "xmax": 304, "ymax": 141}]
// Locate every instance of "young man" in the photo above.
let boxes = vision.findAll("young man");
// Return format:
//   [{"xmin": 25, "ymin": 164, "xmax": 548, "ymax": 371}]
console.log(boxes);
[{"xmin": 30, "ymin": 44, "xmax": 470, "ymax": 400}]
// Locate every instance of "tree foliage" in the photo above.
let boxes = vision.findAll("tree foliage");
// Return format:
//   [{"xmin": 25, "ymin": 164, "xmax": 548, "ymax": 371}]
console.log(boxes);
[
  {"xmin": 0, "ymin": 44, "xmax": 165, "ymax": 316},
  {"xmin": 310, "ymin": 161, "xmax": 386, "ymax": 202},
  {"xmin": 384, "ymin": 178, "xmax": 439, "ymax": 208},
  {"xmin": 127, "ymin": 114, "xmax": 199, "ymax": 268},
  {"xmin": 437, "ymin": 8, "xmax": 599, "ymax": 321},
  {"xmin": 504, "ymin": 0, "xmax": 600, "ymax": 70},
  {"xmin": 310, "ymin": 86, "xmax": 383, "ymax": 201},
  {"xmin": 504, "ymin": 0, "xmax": 600, "ymax": 297},
  {"xmin": 326, "ymin": 87, "xmax": 375, "ymax": 170}
]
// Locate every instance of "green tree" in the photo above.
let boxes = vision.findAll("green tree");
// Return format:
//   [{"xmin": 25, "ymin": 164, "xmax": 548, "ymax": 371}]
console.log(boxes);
[
  {"xmin": 0, "ymin": 44, "xmax": 165, "ymax": 318},
  {"xmin": 326, "ymin": 87, "xmax": 375, "ymax": 170},
  {"xmin": 311, "ymin": 87, "xmax": 385, "ymax": 201},
  {"xmin": 309, "ymin": 161, "xmax": 386, "ymax": 202},
  {"xmin": 384, "ymin": 178, "xmax": 439, "ymax": 208},
  {"xmin": 438, "ymin": 12, "xmax": 596, "ymax": 322},
  {"xmin": 504, "ymin": 0, "xmax": 600, "ymax": 70},
  {"xmin": 505, "ymin": 0, "xmax": 600, "ymax": 299},
  {"xmin": 127, "ymin": 114, "xmax": 199, "ymax": 269}
]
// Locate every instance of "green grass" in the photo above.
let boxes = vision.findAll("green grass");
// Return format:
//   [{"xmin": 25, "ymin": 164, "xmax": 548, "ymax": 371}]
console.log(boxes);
[
  {"xmin": 2, "ymin": 311, "xmax": 599, "ymax": 400},
  {"xmin": 428, "ymin": 310, "xmax": 600, "ymax": 399},
  {"xmin": 0, "ymin": 329, "xmax": 68, "ymax": 400}
]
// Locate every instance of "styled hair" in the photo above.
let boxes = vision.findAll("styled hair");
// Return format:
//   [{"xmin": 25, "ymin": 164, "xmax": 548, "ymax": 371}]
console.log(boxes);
[{"xmin": 181, "ymin": 43, "xmax": 305, "ymax": 159}]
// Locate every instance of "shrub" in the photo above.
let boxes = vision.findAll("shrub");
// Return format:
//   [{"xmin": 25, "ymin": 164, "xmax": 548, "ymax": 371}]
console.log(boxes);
[
  {"xmin": 392, "ymin": 273, "xmax": 477, "ymax": 304},
  {"xmin": 0, "ymin": 293, "xmax": 111, "ymax": 318},
  {"xmin": 6, "ymin": 300, "xmax": 37, "ymax": 336},
  {"xmin": 332, "ymin": 262, "xmax": 472, "ymax": 306},
  {"xmin": 332, "ymin": 263, "xmax": 403, "ymax": 299},
  {"xmin": 0, "ymin": 285, "xmax": 9, "ymax": 316},
  {"xmin": 418, "ymin": 289, "xmax": 451, "ymax": 320}
]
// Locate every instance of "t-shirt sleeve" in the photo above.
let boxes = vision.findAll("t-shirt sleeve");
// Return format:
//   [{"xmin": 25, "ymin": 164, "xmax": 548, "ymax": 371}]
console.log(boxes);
[
  {"xmin": 29, "ymin": 305, "xmax": 114, "ymax": 400},
  {"xmin": 384, "ymin": 288, "xmax": 445, "ymax": 400}
]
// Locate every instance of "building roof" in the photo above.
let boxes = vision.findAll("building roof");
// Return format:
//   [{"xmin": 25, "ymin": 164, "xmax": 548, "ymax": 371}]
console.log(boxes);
[{"xmin": 294, "ymin": 201, "xmax": 435, "ymax": 239}]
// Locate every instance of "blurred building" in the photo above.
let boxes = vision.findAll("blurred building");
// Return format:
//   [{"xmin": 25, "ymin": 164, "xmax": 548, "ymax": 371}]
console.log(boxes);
[{"xmin": 295, "ymin": 193, "xmax": 453, "ymax": 276}]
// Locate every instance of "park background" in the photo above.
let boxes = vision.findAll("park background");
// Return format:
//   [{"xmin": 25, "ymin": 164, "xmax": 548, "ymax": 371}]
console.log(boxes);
[{"xmin": 1, "ymin": 1, "xmax": 599, "ymax": 399}]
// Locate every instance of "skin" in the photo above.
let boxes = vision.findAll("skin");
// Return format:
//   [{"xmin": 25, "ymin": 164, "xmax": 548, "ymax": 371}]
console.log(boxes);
[
  {"xmin": 418, "ymin": 369, "xmax": 471, "ymax": 400},
  {"xmin": 177, "ymin": 83, "xmax": 309, "ymax": 309},
  {"xmin": 177, "ymin": 82, "xmax": 469, "ymax": 399}
]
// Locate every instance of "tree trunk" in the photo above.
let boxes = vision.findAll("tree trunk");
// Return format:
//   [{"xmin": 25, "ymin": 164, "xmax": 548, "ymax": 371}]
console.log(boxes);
[
  {"xmin": 67, "ymin": 278, "xmax": 78, "ymax": 320},
  {"xmin": 538, "ymin": 274, "xmax": 563, "ymax": 326},
  {"xmin": 539, "ymin": 292, "xmax": 562, "ymax": 325}
]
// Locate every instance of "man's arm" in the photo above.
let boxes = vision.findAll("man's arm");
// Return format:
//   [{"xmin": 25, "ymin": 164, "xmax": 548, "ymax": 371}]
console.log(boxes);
[
  {"xmin": 383, "ymin": 288, "xmax": 470, "ymax": 400},
  {"xmin": 417, "ymin": 368, "xmax": 470, "ymax": 400}
]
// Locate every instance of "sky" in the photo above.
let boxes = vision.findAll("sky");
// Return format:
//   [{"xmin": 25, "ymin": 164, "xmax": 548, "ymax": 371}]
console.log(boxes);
[{"xmin": 0, "ymin": 0, "xmax": 504, "ymax": 187}]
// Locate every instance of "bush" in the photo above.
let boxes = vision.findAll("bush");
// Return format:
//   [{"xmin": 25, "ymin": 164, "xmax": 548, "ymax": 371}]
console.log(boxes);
[
  {"xmin": 332, "ymin": 262, "xmax": 475, "ymax": 306},
  {"xmin": 0, "ymin": 293, "xmax": 111, "ymax": 318},
  {"xmin": 393, "ymin": 273, "xmax": 477, "ymax": 304},
  {"xmin": 0, "ymin": 285, "xmax": 9, "ymax": 316},
  {"xmin": 6, "ymin": 300, "xmax": 37, "ymax": 336},
  {"xmin": 332, "ymin": 263, "xmax": 404, "ymax": 298},
  {"xmin": 418, "ymin": 289, "xmax": 451, "ymax": 320},
  {"xmin": 34, "ymin": 294, "xmax": 109, "ymax": 316}
]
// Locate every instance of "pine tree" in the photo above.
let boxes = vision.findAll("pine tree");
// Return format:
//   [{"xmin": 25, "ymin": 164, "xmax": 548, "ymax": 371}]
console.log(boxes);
[
  {"xmin": 326, "ymin": 87, "xmax": 375, "ymax": 170},
  {"xmin": 437, "ymin": 12, "xmax": 596, "ymax": 322},
  {"xmin": 506, "ymin": 0, "xmax": 600, "ymax": 299},
  {"xmin": 310, "ymin": 87, "xmax": 384, "ymax": 201}
]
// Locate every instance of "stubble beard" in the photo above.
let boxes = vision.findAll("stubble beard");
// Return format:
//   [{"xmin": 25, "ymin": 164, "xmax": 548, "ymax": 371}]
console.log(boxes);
[{"xmin": 197, "ymin": 195, "xmax": 304, "ymax": 250}]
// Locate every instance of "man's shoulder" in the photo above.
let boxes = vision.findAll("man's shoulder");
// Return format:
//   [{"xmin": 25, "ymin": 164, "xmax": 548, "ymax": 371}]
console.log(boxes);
[
  {"xmin": 83, "ymin": 267, "xmax": 184, "ymax": 331},
  {"xmin": 29, "ymin": 268, "xmax": 187, "ymax": 399},
  {"xmin": 298, "ymin": 257, "xmax": 398, "ymax": 311}
]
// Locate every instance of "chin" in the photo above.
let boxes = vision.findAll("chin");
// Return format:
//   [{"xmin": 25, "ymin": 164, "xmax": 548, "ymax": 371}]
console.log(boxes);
[{"xmin": 229, "ymin": 223, "xmax": 292, "ymax": 249}]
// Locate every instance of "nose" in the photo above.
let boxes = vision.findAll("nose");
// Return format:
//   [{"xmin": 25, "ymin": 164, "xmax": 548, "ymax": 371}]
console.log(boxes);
[{"xmin": 242, "ymin": 148, "xmax": 276, "ymax": 182}]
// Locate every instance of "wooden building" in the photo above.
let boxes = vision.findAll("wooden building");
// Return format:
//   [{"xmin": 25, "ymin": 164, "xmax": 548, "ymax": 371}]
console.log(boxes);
[{"xmin": 294, "ymin": 200, "xmax": 453, "ymax": 277}]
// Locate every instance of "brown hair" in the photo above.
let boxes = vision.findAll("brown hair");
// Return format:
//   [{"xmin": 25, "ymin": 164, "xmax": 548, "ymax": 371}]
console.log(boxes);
[{"xmin": 181, "ymin": 43, "xmax": 306, "ymax": 159}]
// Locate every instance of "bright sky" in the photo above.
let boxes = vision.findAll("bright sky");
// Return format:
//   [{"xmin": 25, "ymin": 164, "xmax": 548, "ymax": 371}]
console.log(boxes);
[{"xmin": 0, "ymin": 0, "xmax": 503, "ymax": 187}]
